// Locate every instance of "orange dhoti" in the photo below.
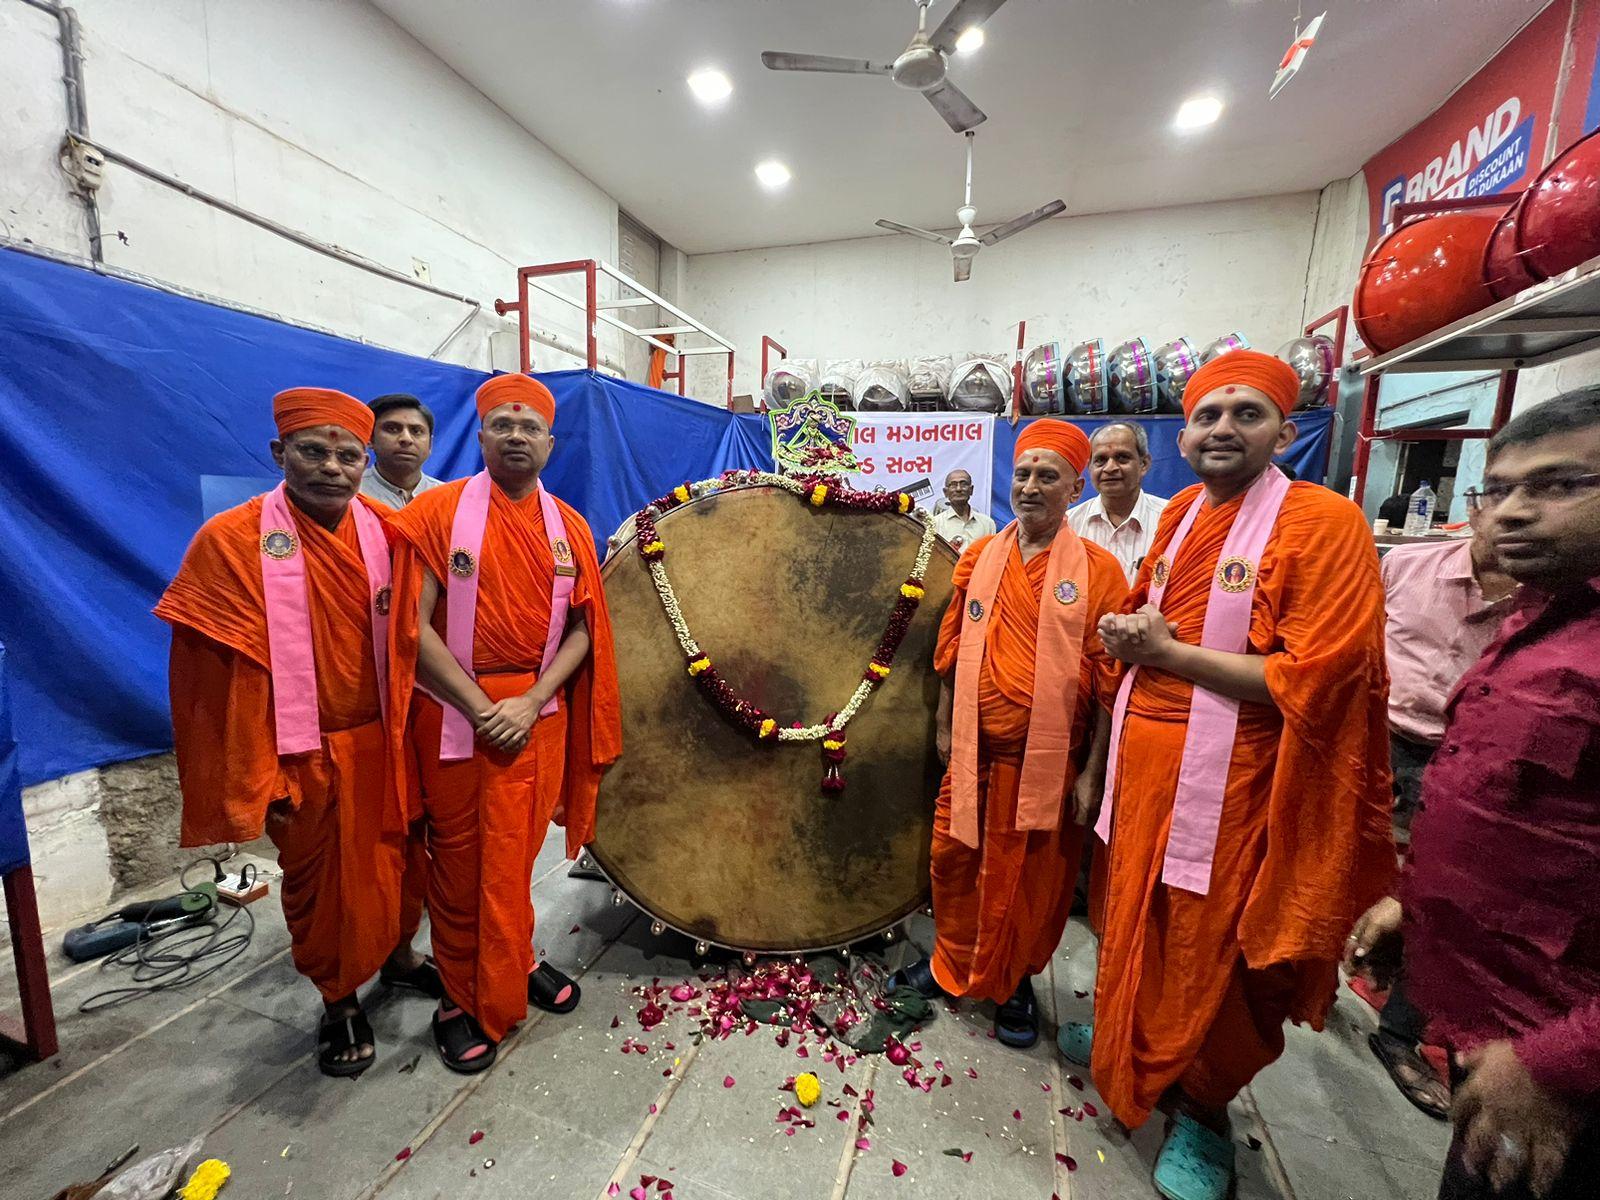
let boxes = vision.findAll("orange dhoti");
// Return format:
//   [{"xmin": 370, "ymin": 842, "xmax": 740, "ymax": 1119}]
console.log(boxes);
[
  {"xmin": 1091, "ymin": 482, "xmax": 1394, "ymax": 1128},
  {"xmin": 157, "ymin": 496, "xmax": 411, "ymax": 1005},
  {"xmin": 929, "ymin": 532, "xmax": 1127, "ymax": 1003}
]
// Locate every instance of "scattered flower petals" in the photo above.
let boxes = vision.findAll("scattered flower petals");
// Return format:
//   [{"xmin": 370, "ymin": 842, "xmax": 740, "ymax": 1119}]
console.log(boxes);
[
  {"xmin": 837, "ymin": 1111, "xmax": 850, "ymax": 1121},
  {"xmin": 1012, "ymin": 1110, "xmax": 1023, "ymax": 1121},
  {"xmin": 1083, "ymin": 1102, "xmax": 1099, "ymax": 1117},
  {"xmin": 856, "ymin": 1138, "xmax": 871, "ymax": 1151},
  {"xmin": 940, "ymin": 1074, "xmax": 952, "ymax": 1088},
  {"xmin": 723, "ymin": 1075, "xmax": 736, "ymax": 1088},
  {"xmin": 965, "ymin": 1068, "xmax": 979, "ymax": 1079},
  {"xmin": 649, "ymin": 1104, "xmax": 658, "ymax": 1114},
  {"xmin": 630, "ymin": 1189, "xmax": 647, "ymax": 1200},
  {"xmin": 1067, "ymin": 1074, "xmax": 1084, "ymax": 1090},
  {"xmin": 568, "ymin": 924, "xmax": 581, "ymax": 934},
  {"xmin": 468, "ymin": 1131, "xmax": 484, "ymax": 1146},
  {"xmin": 394, "ymin": 1148, "xmax": 411, "ymax": 1162},
  {"xmin": 1041, "ymin": 1083, "xmax": 1052, "ymax": 1092},
  {"xmin": 843, "ymin": 1083, "xmax": 859, "ymax": 1097},
  {"xmin": 891, "ymin": 1160, "xmax": 907, "ymax": 1178},
  {"xmin": 669, "ymin": 985, "xmax": 698, "ymax": 1003},
  {"xmin": 607, "ymin": 1185, "xmax": 620, "ymax": 1197},
  {"xmin": 610, "ymin": 1016, "xmax": 621, "ymax": 1029},
  {"xmin": 658, "ymin": 1181, "xmax": 674, "ymax": 1192},
  {"xmin": 641, "ymin": 1177, "xmax": 656, "ymax": 1188},
  {"xmin": 638, "ymin": 1003, "xmax": 666, "ymax": 1030}
]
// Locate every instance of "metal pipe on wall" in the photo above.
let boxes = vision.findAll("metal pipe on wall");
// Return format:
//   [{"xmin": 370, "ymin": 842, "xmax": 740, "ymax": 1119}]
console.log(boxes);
[{"xmin": 17, "ymin": 0, "xmax": 102, "ymax": 263}]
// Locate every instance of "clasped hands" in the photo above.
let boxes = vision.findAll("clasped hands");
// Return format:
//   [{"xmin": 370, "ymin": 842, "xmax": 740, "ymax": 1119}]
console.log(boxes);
[
  {"xmin": 474, "ymin": 685, "xmax": 552, "ymax": 753},
  {"xmin": 1098, "ymin": 603, "xmax": 1180, "ymax": 667}
]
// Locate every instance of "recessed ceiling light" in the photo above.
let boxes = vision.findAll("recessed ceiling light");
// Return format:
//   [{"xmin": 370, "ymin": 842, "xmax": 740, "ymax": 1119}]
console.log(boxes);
[
  {"xmin": 687, "ymin": 68, "xmax": 733, "ymax": 106},
  {"xmin": 1174, "ymin": 94, "xmax": 1224, "ymax": 131},
  {"xmin": 754, "ymin": 159, "xmax": 792, "ymax": 190},
  {"xmin": 955, "ymin": 26, "xmax": 985, "ymax": 54}
]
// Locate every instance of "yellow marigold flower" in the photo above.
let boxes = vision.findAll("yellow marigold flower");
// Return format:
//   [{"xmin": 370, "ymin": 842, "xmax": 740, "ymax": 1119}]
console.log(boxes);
[
  {"xmin": 900, "ymin": 583, "xmax": 924, "ymax": 600},
  {"xmin": 868, "ymin": 662, "xmax": 890, "ymax": 679},
  {"xmin": 897, "ymin": 493, "xmax": 912, "ymax": 513},
  {"xmin": 794, "ymin": 1072, "xmax": 822, "ymax": 1108},
  {"xmin": 822, "ymin": 739, "xmax": 844, "ymax": 752},
  {"xmin": 180, "ymin": 1160, "xmax": 231, "ymax": 1200},
  {"xmin": 810, "ymin": 484, "xmax": 828, "ymax": 506},
  {"xmin": 643, "ymin": 540, "xmax": 665, "ymax": 555},
  {"xmin": 759, "ymin": 718, "xmax": 777, "ymax": 738},
  {"xmin": 674, "ymin": 485, "xmax": 691, "ymax": 503},
  {"xmin": 687, "ymin": 656, "xmax": 711, "ymax": 676}
]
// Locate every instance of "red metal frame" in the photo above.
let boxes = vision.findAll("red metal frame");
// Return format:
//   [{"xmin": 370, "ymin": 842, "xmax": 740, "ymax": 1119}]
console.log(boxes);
[
  {"xmin": 1303, "ymin": 304, "xmax": 1349, "ymax": 418},
  {"xmin": 0, "ymin": 866, "xmax": 58, "ymax": 1063},
  {"xmin": 1009, "ymin": 320, "xmax": 1027, "ymax": 425},
  {"xmin": 758, "ymin": 336, "xmax": 788, "ymax": 413},
  {"xmin": 1351, "ymin": 370, "xmax": 1518, "ymax": 506},
  {"xmin": 493, "ymin": 259, "xmax": 735, "ymax": 408}
]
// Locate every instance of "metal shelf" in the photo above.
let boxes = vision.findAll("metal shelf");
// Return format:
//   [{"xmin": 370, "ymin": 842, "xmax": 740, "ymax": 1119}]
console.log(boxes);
[{"xmin": 1358, "ymin": 250, "xmax": 1600, "ymax": 376}]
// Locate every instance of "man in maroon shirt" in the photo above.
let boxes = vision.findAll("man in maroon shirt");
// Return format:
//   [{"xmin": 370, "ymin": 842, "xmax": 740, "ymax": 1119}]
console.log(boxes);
[{"xmin": 1347, "ymin": 386, "xmax": 1600, "ymax": 1200}]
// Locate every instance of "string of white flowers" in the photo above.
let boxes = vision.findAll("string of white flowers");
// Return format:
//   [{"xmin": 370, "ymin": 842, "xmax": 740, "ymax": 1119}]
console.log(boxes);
[{"xmin": 640, "ymin": 471, "xmax": 939, "ymax": 744}]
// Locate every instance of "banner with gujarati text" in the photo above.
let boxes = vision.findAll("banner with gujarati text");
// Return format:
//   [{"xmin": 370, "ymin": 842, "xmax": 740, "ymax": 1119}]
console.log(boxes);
[{"xmin": 847, "ymin": 413, "xmax": 995, "ymax": 514}]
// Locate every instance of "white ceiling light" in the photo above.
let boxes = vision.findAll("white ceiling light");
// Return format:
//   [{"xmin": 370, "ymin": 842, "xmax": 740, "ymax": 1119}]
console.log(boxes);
[
  {"xmin": 754, "ymin": 159, "xmax": 792, "ymax": 190},
  {"xmin": 1174, "ymin": 94, "xmax": 1224, "ymax": 131},
  {"xmin": 955, "ymin": 26, "xmax": 985, "ymax": 54},
  {"xmin": 687, "ymin": 68, "xmax": 733, "ymax": 106}
]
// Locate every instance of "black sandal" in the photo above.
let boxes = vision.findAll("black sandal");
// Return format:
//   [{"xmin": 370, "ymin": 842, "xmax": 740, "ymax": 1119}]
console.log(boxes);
[
  {"xmin": 380, "ymin": 956, "xmax": 444, "ymax": 999},
  {"xmin": 318, "ymin": 1007, "xmax": 376, "ymax": 1078},
  {"xmin": 528, "ymin": 962, "xmax": 581, "ymax": 1013},
  {"xmin": 1368, "ymin": 1031, "xmax": 1450, "ymax": 1120},
  {"xmin": 432, "ymin": 1001, "xmax": 498, "ymax": 1074},
  {"xmin": 887, "ymin": 958, "xmax": 944, "ymax": 999},
  {"xmin": 994, "ymin": 977, "xmax": 1039, "ymax": 1049}
]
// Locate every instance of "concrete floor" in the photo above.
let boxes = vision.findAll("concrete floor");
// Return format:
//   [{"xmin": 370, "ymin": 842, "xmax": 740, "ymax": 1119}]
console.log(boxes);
[{"xmin": 1, "ymin": 837, "xmax": 1449, "ymax": 1200}]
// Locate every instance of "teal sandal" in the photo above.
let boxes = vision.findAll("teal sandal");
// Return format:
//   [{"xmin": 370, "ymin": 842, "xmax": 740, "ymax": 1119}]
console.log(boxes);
[
  {"xmin": 1056, "ymin": 1020, "xmax": 1093, "ymax": 1066},
  {"xmin": 1153, "ymin": 1113, "xmax": 1236, "ymax": 1200}
]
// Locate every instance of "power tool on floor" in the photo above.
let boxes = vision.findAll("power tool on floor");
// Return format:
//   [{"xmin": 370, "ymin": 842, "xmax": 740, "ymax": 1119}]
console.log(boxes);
[{"xmin": 62, "ymin": 882, "xmax": 217, "ymax": 962}]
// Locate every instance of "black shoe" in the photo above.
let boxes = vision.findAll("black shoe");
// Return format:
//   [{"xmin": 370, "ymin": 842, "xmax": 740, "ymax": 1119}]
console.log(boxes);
[
  {"xmin": 887, "ymin": 957, "xmax": 944, "ymax": 999},
  {"xmin": 528, "ymin": 962, "xmax": 581, "ymax": 1013},
  {"xmin": 994, "ymin": 977, "xmax": 1038, "ymax": 1048}
]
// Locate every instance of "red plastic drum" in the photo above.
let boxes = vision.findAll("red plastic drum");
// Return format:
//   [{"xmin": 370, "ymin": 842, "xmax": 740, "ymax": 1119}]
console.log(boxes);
[
  {"xmin": 1354, "ymin": 212, "xmax": 1499, "ymax": 354},
  {"xmin": 1517, "ymin": 127, "xmax": 1600, "ymax": 280},
  {"xmin": 1483, "ymin": 205, "xmax": 1540, "ymax": 301}
]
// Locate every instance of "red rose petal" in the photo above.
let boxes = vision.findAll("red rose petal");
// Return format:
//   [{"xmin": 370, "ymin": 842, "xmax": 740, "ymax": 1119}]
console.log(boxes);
[
  {"xmin": 607, "ymin": 1185, "xmax": 621, "ymax": 1197},
  {"xmin": 966, "ymin": 1067, "xmax": 979, "ymax": 1079},
  {"xmin": 394, "ymin": 1147, "xmax": 412, "ymax": 1162},
  {"xmin": 630, "ymin": 1189, "xmax": 647, "ymax": 1200},
  {"xmin": 611, "ymin": 1016, "xmax": 621, "ymax": 1029},
  {"xmin": 1012, "ymin": 1109, "xmax": 1022, "ymax": 1121},
  {"xmin": 568, "ymin": 924, "xmax": 581, "ymax": 934},
  {"xmin": 856, "ymin": 1137, "xmax": 871, "ymax": 1151},
  {"xmin": 940, "ymin": 1074, "xmax": 952, "ymax": 1088},
  {"xmin": 1083, "ymin": 1102, "xmax": 1099, "ymax": 1117},
  {"xmin": 1062, "ymin": 1155, "xmax": 1079, "ymax": 1172},
  {"xmin": 843, "ymin": 1083, "xmax": 859, "ymax": 1097},
  {"xmin": 891, "ymin": 1160, "xmax": 907, "ymax": 1177},
  {"xmin": 468, "ymin": 1130, "xmax": 484, "ymax": 1145},
  {"xmin": 1041, "ymin": 1083, "xmax": 1052, "ymax": 1092},
  {"xmin": 640, "ymin": 1177, "xmax": 656, "ymax": 1188},
  {"xmin": 1067, "ymin": 1074, "xmax": 1084, "ymax": 1090},
  {"xmin": 1074, "ymin": 989, "xmax": 1089, "ymax": 998},
  {"xmin": 723, "ymin": 1075, "xmax": 736, "ymax": 1088},
  {"xmin": 837, "ymin": 1110, "xmax": 850, "ymax": 1121},
  {"xmin": 649, "ymin": 1103, "xmax": 658, "ymax": 1114},
  {"xmin": 658, "ymin": 1181, "xmax": 673, "ymax": 1192}
]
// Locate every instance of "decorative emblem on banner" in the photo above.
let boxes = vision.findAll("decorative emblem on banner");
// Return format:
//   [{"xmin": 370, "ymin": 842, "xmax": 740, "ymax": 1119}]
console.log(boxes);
[
  {"xmin": 260, "ymin": 529, "xmax": 298, "ymax": 560},
  {"xmin": 1053, "ymin": 579, "xmax": 1080, "ymax": 606},
  {"xmin": 1216, "ymin": 556, "xmax": 1255, "ymax": 593},
  {"xmin": 968, "ymin": 599, "xmax": 984, "ymax": 621},
  {"xmin": 449, "ymin": 547, "xmax": 477, "ymax": 578},
  {"xmin": 375, "ymin": 585, "xmax": 392, "ymax": 616},
  {"xmin": 1151, "ymin": 555, "xmax": 1171, "ymax": 588},
  {"xmin": 769, "ymin": 390, "xmax": 859, "ymax": 477}
]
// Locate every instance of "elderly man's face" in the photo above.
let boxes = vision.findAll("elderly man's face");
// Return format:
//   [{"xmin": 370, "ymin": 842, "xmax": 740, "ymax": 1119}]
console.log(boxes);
[
  {"xmin": 1089, "ymin": 425, "xmax": 1150, "ymax": 504},
  {"xmin": 271, "ymin": 424, "xmax": 366, "ymax": 526},
  {"xmin": 944, "ymin": 471, "xmax": 974, "ymax": 507},
  {"xmin": 1011, "ymin": 450, "xmax": 1084, "ymax": 532}
]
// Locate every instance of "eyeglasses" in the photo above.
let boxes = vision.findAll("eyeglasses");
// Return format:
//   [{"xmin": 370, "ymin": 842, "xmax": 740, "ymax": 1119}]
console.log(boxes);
[
  {"xmin": 1464, "ymin": 472, "xmax": 1600, "ymax": 511},
  {"xmin": 289, "ymin": 442, "xmax": 366, "ymax": 468}
]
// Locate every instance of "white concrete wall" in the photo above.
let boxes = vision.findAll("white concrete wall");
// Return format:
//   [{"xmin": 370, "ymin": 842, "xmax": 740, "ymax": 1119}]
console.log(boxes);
[
  {"xmin": 0, "ymin": 0, "xmax": 682, "ymax": 932},
  {"xmin": 0, "ymin": 0, "xmax": 650, "ymax": 376},
  {"xmin": 681, "ymin": 193, "xmax": 1322, "ymax": 401}
]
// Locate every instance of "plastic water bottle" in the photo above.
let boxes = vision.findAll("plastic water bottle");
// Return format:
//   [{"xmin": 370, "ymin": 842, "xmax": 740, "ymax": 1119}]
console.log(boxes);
[{"xmin": 1403, "ymin": 480, "xmax": 1437, "ymax": 536}]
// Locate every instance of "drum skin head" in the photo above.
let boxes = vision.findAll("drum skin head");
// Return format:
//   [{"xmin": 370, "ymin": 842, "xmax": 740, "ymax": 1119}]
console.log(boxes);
[{"xmin": 595, "ymin": 484, "xmax": 958, "ymax": 951}]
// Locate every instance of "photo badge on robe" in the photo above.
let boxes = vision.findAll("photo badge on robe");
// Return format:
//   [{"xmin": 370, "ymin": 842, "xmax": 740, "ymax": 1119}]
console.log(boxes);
[
  {"xmin": 1216, "ymin": 556, "xmax": 1254, "ymax": 593},
  {"xmin": 260, "ymin": 529, "xmax": 298, "ymax": 560},
  {"xmin": 552, "ymin": 535, "xmax": 578, "ymax": 578},
  {"xmin": 968, "ymin": 598, "xmax": 984, "ymax": 621},
  {"xmin": 1053, "ymin": 579, "xmax": 1080, "ymax": 606},
  {"xmin": 374, "ymin": 585, "xmax": 392, "ymax": 616},
  {"xmin": 449, "ymin": 546, "xmax": 477, "ymax": 578},
  {"xmin": 1150, "ymin": 555, "xmax": 1170, "ymax": 588}
]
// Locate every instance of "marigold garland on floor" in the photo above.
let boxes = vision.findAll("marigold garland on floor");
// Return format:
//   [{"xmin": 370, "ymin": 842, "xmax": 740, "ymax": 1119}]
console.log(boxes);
[{"xmin": 634, "ymin": 469, "xmax": 936, "ymax": 793}]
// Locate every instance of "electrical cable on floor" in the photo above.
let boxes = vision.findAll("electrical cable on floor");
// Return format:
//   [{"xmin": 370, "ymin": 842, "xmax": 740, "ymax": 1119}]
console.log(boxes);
[{"xmin": 79, "ymin": 858, "xmax": 257, "ymax": 1013}]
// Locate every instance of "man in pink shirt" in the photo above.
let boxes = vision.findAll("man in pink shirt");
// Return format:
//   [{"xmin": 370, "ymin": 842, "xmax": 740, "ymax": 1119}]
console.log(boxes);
[{"xmin": 1365, "ymin": 516, "xmax": 1516, "ymax": 1119}]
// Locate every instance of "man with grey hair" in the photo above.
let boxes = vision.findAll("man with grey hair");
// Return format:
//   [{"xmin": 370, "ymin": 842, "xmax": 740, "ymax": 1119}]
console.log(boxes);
[
  {"xmin": 1067, "ymin": 422, "xmax": 1168, "ymax": 580},
  {"xmin": 931, "ymin": 468, "xmax": 996, "ymax": 552}
]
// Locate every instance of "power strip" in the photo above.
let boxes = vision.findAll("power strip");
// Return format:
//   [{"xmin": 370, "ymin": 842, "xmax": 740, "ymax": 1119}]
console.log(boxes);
[{"xmin": 218, "ymin": 879, "xmax": 269, "ymax": 906}]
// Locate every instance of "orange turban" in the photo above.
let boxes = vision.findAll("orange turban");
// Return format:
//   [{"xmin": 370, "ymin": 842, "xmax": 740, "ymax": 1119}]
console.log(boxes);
[
  {"xmin": 1014, "ymin": 419, "xmax": 1091, "ymax": 475},
  {"xmin": 1182, "ymin": 349, "xmax": 1299, "ymax": 418},
  {"xmin": 476, "ymin": 373, "xmax": 556, "ymax": 426},
  {"xmin": 272, "ymin": 387, "xmax": 374, "ymax": 442}
]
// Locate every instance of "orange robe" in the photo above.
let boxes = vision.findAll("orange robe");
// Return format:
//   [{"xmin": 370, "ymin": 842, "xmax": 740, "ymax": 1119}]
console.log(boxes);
[
  {"xmin": 155, "ymin": 495, "xmax": 411, "ymax": 1004},
  {"xmin": 929, "ymin": 534, "xmax": 1128, "ymax": 1003},
  {"xmin": 385, "ymin": 478, "xmax": 621, "ymax": 1041},
  {"xmin": 1092, "ymin": 482, "xmax": 1395, "ymax": 1127}
]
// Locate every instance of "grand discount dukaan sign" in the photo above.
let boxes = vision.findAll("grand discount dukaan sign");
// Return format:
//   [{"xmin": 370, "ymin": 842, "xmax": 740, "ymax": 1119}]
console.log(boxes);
[{"xmin": 1363, "ymin": 1, "xmax": 1569, "ymax": 247}]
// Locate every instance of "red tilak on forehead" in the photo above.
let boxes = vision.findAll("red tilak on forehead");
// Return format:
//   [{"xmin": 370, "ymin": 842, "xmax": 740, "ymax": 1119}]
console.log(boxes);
[
  {"xmin": 1225, "ymin": 386, "xmax": 1237, "ymax": 394},
  {"xmin": 512, "ymin": 403, "xmax": 523, "ymax": 412}
]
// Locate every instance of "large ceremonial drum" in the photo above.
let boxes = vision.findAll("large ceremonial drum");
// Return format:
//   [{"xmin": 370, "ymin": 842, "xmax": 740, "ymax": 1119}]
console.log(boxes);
[
  {"xmin": 593, "ymin": 484, "xmax": 959, "ymax": 952},
  {"xmin": 1354, "ymin": 212, "xmax": 1498, "ymax": 354}
]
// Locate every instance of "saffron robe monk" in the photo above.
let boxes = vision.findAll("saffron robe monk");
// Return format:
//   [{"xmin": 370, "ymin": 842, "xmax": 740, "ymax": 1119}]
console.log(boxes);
[
  {"xmin": 385, "ymin": 372, "xmax": 621, "ymax": 1073},
  {"xmin": 1064, "ymin": 351, "xmax": 1394, "ymax": 1200},
  {"xmin": 156, "ymin": 387, "xmax": 431, "ymax": 1078},
  {"xmin": 891, "ymin": 420, "xmax": 1127, "ymax": 1047}
]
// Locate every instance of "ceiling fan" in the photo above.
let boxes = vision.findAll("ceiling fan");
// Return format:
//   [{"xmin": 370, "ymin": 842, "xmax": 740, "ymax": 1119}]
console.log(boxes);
[
  {"xmin": 876, "ymin": 131, "xmax": 1065, "ymax": 282},
  {"xmin": 760, "ymin": 0, "xmax": 1008, "ymax": 133}
]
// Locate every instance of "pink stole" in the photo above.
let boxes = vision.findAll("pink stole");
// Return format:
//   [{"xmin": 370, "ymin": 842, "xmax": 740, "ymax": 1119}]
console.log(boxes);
[
  {"xmin": 949, "ymin": 521, "xmax": 1090, "ymax": 849},
  {"xmin": 1094, "ymin": 466, "xmax": 1291, "ymax": 894},
  {"xmin": 258, "ymin": 483, "xmax": 392, "ymax": 756},
  {"xmin": 438, "ymin": 471, "xmax": 575, "ymax": 762}
]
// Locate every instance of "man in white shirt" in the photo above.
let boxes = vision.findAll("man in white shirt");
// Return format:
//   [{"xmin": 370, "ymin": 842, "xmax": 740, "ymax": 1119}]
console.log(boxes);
[
  {"xmin": 930, "ymin": 469, "xmax": 997, "ymax": 552},
  {"xmin": 1066, "ymin": 422, "xmax": 1168, "ymax": 580},
  {"xmin": 360, "ymin": 393, "xmax": 446, "ymax": 508}
]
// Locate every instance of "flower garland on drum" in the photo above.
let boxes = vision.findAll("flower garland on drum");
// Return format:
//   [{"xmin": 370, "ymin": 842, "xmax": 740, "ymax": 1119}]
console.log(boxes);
[{"xmin": 635, "ymin": 467, "xmax": 938, "ymax": 794}]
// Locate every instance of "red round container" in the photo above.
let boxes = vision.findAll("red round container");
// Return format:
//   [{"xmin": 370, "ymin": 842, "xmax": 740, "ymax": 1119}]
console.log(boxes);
[
  {"xmin": 1354, "ymin": 212, "xmax": 1499, "ymax": 354},
  {"xmin": 1517, "ymin": 126, "xmax": 1600, "ymax": 280},
  {"xmin": 1483, "ymin": 204, "xmax": 1540, "ymax": 301}
]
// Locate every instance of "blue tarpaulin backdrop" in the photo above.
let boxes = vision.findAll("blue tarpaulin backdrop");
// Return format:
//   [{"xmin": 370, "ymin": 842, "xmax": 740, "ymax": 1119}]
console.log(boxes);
[
  {"xmin": 0, "ymin": 247, "xmax": 1329, "ymax": 808},
  {"xmin": 0, "ymin": 643, "xmax": 27, "ymax": 873}
]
